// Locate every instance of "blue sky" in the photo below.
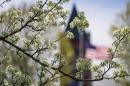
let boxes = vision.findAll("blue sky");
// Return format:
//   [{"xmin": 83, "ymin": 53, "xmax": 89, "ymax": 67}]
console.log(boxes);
[{"xmin": 64, "ymin": 0, "xmax": 130, "ymax": 46}]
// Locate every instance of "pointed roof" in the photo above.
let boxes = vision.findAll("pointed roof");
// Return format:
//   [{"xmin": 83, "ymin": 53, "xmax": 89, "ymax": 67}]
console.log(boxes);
[
  {"xmin": 65, "ymin": 4, "xmax": 94, "ymax": 49},
  {"xmin": 65, "ymin": 4, "xmax": 79, "ymax": 39}
]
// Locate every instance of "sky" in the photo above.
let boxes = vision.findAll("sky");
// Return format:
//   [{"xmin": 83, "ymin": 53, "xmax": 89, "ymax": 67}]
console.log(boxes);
[
  {"xmin": 0, "ymin": 0, "xmax": 130, "ymax": 46},
  {"xmin": 64, "ymin": 0, "xmax": 130, "ymax": 46}
]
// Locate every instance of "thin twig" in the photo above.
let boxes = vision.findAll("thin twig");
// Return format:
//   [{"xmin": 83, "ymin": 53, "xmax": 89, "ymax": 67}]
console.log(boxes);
[{"xmin": 0, "ymin": 0, "xmax": 10, "ymax": 8}]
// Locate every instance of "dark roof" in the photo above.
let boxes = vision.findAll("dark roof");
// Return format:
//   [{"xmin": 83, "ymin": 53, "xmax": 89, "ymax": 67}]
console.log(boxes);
[{"xmin": 65, "ymin": 4, "xmax": 79, "ymax": 39}]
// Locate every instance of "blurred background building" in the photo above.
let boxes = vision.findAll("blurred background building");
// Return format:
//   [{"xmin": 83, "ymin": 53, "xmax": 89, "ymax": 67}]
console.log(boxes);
[{"xmin": 60, "ymin": 4, "xmax": 114, "ymax": 86}]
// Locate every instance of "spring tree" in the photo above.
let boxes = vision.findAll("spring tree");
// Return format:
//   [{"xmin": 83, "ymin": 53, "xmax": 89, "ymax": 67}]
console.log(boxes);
[{"xmin": 0, "ymin": 0, "xmax": 129, "ymax": 86}]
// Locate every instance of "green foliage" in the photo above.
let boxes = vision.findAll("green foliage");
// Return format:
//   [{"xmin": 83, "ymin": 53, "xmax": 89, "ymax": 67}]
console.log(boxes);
[
  {"xmin": 111, "ymin": 2, "xmax": 130, "ymax": 85},
  {"xmin": 76, "ymin": 58, "xmax": 91, "ymax": 78},
  {"xmin": 0, "ymin": 65, "xmax": 32, "ymax": 86},
  {"xmin": 70, "ymin": 12, "xmax": 89, "ymax": 31}
]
